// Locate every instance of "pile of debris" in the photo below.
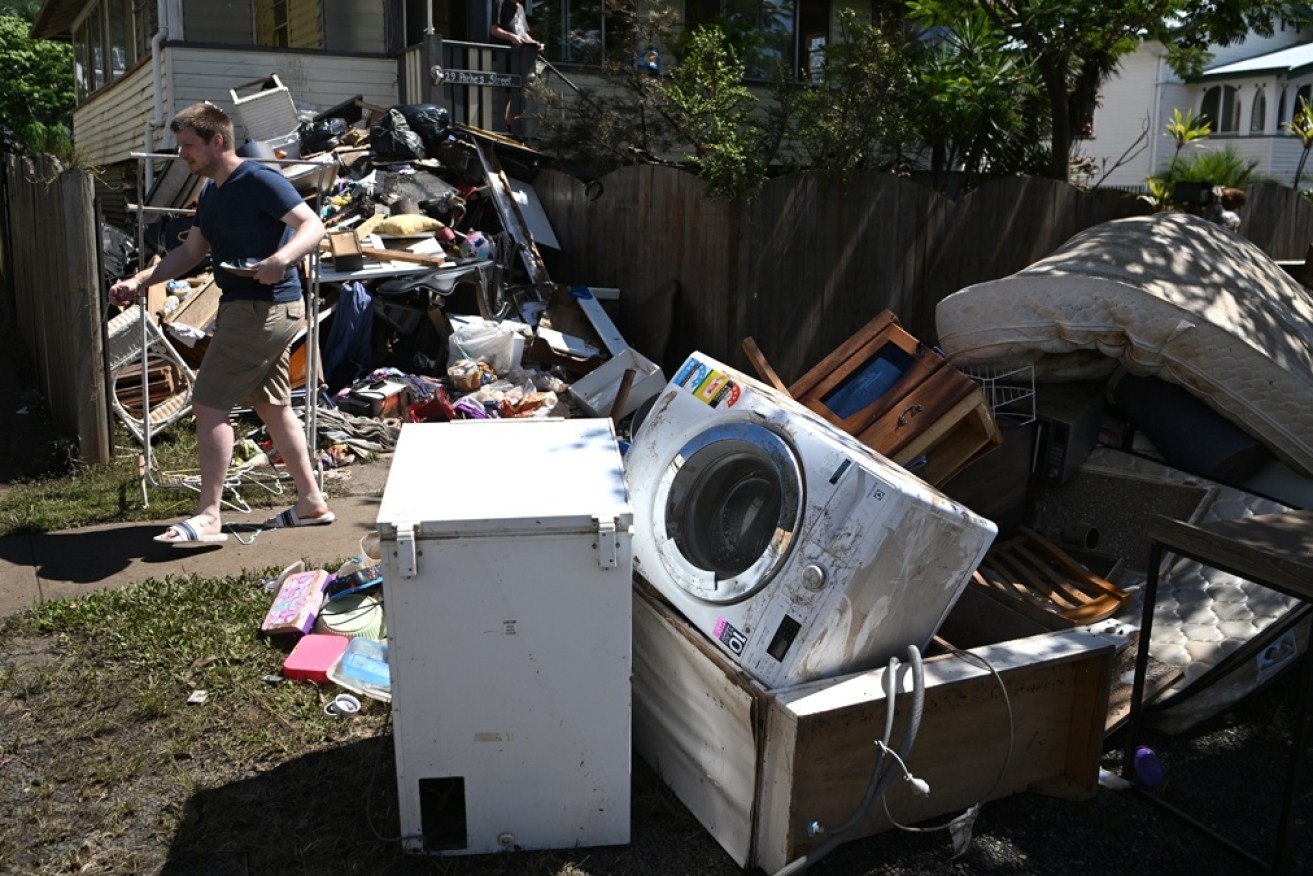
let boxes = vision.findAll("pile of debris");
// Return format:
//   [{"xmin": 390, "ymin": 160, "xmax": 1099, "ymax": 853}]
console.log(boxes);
[{"xmin": 106, "ymin": 81, "xmax": 662, "ymax": 463}]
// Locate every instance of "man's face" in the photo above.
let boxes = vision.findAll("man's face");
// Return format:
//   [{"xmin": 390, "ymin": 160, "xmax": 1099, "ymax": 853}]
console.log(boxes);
[{"xmin": 176, "ymin": 128, "xmax": 225, "ymax": 178}]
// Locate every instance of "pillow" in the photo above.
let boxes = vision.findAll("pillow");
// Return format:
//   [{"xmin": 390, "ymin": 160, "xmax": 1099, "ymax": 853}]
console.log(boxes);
[{"xmin": 374, "ymin": 214, "xmax": 444, "ymax": 236}]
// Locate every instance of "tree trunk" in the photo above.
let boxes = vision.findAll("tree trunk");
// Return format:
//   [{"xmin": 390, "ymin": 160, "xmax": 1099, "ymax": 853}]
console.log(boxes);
[{"xmin": 1039, "ymin": 55, "xmax": 1071, "ymax": 182}]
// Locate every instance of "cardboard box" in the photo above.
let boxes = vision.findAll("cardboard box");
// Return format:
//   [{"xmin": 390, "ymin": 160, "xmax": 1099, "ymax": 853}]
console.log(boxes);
[{"xmin": 632, "ymin": 583, "xmax": 1115, "ymax": 872}]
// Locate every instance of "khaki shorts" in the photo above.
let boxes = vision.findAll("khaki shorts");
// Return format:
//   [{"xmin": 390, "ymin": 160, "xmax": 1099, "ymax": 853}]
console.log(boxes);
[{"xmin": 192, "ymin": 299, "xmax": 305, "ymax": 410}]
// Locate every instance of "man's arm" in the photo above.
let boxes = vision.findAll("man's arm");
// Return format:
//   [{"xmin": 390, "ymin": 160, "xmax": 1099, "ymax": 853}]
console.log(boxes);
[
  {"xmin": 109, "ymin": 223, "xmax": 210, "ymax": 306},
  {"xmin": 252, "ymin": 201, "xmax": 326, "ymax": 286}
]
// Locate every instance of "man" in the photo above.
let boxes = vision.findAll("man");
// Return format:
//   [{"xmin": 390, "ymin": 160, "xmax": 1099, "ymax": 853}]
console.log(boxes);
[
  {"xmin": 109, "ymin": 103, "xmax": 332, "ymax": 545},
  {"xmin": 490, "ymin": 0, "xmax": 542, "ymax": 50},
  {"xmin": 490, "ymin": 0, "xmax": 542, "ymax": 128}
]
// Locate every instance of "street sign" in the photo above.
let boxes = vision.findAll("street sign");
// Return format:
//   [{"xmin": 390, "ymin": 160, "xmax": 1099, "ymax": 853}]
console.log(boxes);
[{"xmin": 442, "ymin": 69, "xmax": 521, "ymax": 88}]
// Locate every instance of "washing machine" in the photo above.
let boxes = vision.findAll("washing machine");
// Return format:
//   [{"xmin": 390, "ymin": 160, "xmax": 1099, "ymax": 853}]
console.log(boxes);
[{"xmin": 625, "ymin": 352, "xmax": 998, "ymax": 689}]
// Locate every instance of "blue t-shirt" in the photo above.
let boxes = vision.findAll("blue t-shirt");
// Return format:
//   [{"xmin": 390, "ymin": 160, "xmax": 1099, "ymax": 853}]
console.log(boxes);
[{"xmin": 195, "ymin": 160, "xmax": 305, "ymax": 303}]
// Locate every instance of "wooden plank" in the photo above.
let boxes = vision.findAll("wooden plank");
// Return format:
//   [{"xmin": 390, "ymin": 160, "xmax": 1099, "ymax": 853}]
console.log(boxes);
[
  {"xmin": 632, "ymin": 588, "xmax": 762, "ymax": 867},
  {"xmin": 756, "ymin": 627, "xmax": 1116, "ymax": 873}
]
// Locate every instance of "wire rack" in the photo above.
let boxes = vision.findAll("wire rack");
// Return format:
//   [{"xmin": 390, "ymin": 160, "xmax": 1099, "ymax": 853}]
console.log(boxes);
[{"xmin": 959, "ymin": 364, "xmax": 1037, "ymax": 425}]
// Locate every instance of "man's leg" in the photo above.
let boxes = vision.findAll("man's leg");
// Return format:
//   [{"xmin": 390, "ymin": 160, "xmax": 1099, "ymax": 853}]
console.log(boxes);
[
  {"xmin": 173, "ymin": 401, "xmax": 232, "ymax": 538},
  {"xmin": 254, "ymin": 400, "xmax": 330, "ymax": 520}
]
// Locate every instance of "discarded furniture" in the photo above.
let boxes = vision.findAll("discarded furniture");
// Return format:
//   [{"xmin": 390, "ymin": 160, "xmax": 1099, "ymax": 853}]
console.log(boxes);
[
  {"xmin": 971, "ymin": 527, "xmax": 1130, "ymax": 626},
  {"xmin": 1125, "ymin": 508, "xmax": 1313, "ymax": 872},
  {"xmin": 746, "ymin": 310, "xmax": 1001, "ymax": 487},
  {"xmin": 230, "ymin": 74, "xmax": 301, "ymax": 151},
  {"xmin": 633, "ymin": 581, "xmax": 1116, "ymax": 872},
  {"xmin": 936, "ymin": 211, "xmax": 1313, "ymax": 478},
  {"xmin": 106, "ymin": 305, "xmax": 195, "ymax": 444}
]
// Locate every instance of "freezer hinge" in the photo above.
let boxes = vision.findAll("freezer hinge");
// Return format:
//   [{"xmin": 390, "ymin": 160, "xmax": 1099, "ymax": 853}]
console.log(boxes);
[
  {"xmin": 395, "ymin": 522, "xmax": 418, "ymax": 578},
  {"xmin": 594, "ymin": 516, "xmax": 618, "ymax": 569}
]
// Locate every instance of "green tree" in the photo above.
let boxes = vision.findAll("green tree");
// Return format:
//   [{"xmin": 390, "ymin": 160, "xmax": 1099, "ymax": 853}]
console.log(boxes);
[
  {"xmin": 0, "ymin": 12, "xmax": 75, "ymax": 155},
  {"xmin": 907, "ymin": 10, "xmax": 1045, "ymax": 190},
  {"xmin": 788, "ymin": 9, "xmax": 917, "ymax": 177},
  {"xmin": 906, "ymin": 0, "xmax": 1309, "ymax": 182},
  {"xmin": 659, "ymin": 25, "xmax": 764, "ymax": 198}
]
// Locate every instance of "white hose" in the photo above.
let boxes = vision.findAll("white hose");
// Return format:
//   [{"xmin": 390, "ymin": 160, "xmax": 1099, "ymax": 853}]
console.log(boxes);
[{"xmin": 770, "ymin": 645, "xmax": 924, "ymax": 876}]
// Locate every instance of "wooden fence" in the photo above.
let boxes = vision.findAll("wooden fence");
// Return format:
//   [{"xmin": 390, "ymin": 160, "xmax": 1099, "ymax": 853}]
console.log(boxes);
[
  {"xmin": 536, "ymin": 168, "xmax": 1313, "ymax": 383},
  {"xmin": 5, "ymin": 154, "xmax": 1313, "ymax": 462},
  {"xmin": 3, "ymin": 153, "xmax": 109, "ymax": 464}
]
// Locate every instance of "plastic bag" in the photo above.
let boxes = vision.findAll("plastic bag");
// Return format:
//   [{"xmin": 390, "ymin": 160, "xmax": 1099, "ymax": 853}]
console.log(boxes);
[
  {"xmin": 392, "ymin": 103, "xmax": 451, "ymax": 155},
  {"xmin": 448, "ymin": 319, "xmax": 518, "ymax": 374},
  {"xmin": 369, "ymin": 109, "xmax": 425, "ymax": 162},
  {"xmin": 299, "ymin": 117, "xmax": 348, "ymax": 155}
]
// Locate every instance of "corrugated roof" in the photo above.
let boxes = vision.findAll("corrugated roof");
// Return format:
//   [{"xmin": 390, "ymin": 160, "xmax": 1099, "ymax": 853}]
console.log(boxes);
[
  {"xmin": 1202, "ymin": 42, "xmax": 1313, "ymax": 79},
  {"xmin": 30, "ymin": 0, "xmax": 84, "ymax": 41}
]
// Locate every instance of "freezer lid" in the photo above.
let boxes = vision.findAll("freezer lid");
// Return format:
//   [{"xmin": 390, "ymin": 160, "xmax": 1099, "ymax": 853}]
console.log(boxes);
[{"xmin": 376, "ymin": 419, "xmax": 634, "ymax": 538}]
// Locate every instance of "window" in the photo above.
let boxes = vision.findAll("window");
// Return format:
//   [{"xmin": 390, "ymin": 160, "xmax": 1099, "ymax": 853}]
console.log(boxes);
[
  {"xmin": 537, "ymin": 0, "xmax": 815, "ymax": 78},
  {"xmin": 1295, "ymin": 83, "xmax": 1313, "ymax": 127},
  {"xmin": 1201, "ymin": 84, "xmax": 1242, "ymax": 133},
  {"xmin": 108, "ymin": 0, "xmax": 132, "ymax": 77},
  {"xmin": 686, "ymin": 0, "xmax": 797, "ymax": 79},
  {"xmin": 1251, "ymin": 87, "xmax": 1266, "ymax": 133},
  {"xmin": 1278, "ymin": 84, "xmax": 1289, "ymax": 129},
  {"xmin": 87, "ymin": 5, "xmax": 105, "ymax": 92},
  {"xmin": 537, "ymin": 0, "xmax": 635, "ymax": 66}
]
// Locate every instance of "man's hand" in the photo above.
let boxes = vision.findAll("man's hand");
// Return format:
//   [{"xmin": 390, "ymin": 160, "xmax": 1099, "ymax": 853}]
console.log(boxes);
[
  {"xmin": 253, "ymin": 254, "xmax": 290, "ymax": 285},
  {"xmin": 109, "ymin": 277, "xmax": 141, "ymax": 307}
]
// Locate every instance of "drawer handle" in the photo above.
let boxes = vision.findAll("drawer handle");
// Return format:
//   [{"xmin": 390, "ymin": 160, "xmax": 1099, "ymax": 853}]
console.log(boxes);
[{"xmin": 897, "ymin": 404, "xmax": 923, "ymax": 427}]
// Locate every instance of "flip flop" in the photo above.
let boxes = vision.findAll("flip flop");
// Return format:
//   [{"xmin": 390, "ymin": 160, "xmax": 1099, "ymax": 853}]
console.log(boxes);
[
  {"xmin": 265, "ymin": 507, "xmax": 337, "ymax": 529},
  {"xmin": 154, "ymin": 516, "xmax": 228, "ymax": 546}
]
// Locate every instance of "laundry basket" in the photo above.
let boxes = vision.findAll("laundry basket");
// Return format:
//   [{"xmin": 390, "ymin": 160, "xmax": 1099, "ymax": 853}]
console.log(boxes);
[{"xmin": 106, "ymin": 305, "xmax": 196, "ymax": 443}]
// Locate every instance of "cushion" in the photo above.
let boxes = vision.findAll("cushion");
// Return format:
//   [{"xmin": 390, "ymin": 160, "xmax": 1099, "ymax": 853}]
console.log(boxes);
[{"xmin": 374, "ymin": 214, "xmax": 444, "ymax": 236}]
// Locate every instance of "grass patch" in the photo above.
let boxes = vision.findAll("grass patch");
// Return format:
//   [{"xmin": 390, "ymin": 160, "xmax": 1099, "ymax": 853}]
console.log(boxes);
[
  {"xmin": 0, "ymin": 571, "xmax": 729, "ymax": 875},
  {"xmin": 0, "ymin": 418, "xmax": 314, "ymax": 537}
]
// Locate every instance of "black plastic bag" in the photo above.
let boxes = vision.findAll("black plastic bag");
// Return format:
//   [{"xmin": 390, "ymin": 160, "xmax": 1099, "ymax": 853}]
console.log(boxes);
[
  {"xmin": 299, "ymin": 116, "xmax": 348, "ymax": 155},
  {"xmin": 369, "ymin": 109, "xmax": 425, "ymax": 162},
  {"xmin": 392, "ymin": 103, "xmax": 451, "ymax": 156}
]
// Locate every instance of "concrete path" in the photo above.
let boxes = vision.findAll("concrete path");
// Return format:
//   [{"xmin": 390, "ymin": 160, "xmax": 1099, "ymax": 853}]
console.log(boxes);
[{"xmin": 0, "ymin": 348, "xmax": 394, "ymax": 618}]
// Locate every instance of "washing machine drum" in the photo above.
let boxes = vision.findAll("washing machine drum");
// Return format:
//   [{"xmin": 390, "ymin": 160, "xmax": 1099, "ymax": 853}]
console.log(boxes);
[{"xmin": 656, "ymin": 422, "xmax": 803, "ymax": 604}]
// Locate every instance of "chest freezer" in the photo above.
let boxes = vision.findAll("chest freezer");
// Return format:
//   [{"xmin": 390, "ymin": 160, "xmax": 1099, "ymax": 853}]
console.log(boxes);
[{"xmin": 377, "ymin": 418, "xmax": 634, "ymax": 855}]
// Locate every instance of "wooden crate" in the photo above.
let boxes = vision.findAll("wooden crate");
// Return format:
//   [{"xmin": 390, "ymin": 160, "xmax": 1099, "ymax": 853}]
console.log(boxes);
[
  {"xmin": 113, "ymin": 358, "xmax": 179, "ymax": 416},
  {"xmin": 632, "ymin": 583, "xmax": 1115, "ymax": 872}
]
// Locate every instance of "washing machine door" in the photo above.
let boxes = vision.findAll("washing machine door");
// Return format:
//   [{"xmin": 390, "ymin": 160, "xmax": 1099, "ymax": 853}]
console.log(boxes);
[{"xmin": 655, "ymin": 421, "xmax": 803, "ymax": 603}]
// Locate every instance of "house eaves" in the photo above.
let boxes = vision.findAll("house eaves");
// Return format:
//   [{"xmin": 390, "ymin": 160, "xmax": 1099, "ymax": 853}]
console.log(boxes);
[
  {"xmin": 1194, "ymin": 42, "xmax": 1313, "ymax": 82},
  {"xmin": 30, "ymin": 0, "xmax": 83, "ymax": 41}
]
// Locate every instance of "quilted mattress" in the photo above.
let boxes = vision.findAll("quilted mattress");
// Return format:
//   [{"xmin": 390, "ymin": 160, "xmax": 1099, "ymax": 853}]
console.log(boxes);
[
  {"xmin": 935, "ymin": 211, "xmax": 1313, "ymax": 476},
  {"xmin": 1086, "ymin": 449, "xmax": 1306, "ymax": 734}
]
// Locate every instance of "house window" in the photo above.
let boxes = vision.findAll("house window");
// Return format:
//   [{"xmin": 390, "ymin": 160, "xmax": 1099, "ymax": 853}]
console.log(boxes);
[
  {"xmin": 537, "ymin": 0, "xmax": 814, "ymax": 78},
  {"xmin": 537, "ymin": 0, "xmax": 635, "ymax": 66},
  {"xmin": 1278, "ymin": 84, "xmax": 1289, "ymax": 129},
  {"xmin": 686, "ymin": 0, "xmax": 798, "ymax": 80},
  {"xmin": 1251, "ymin": 87, "xmax": 1266, "ymax": 133},
  {"xmin": 108, "ymin": 0, "xmax": 132, "ymax": 77},
  {"xmin": 272, "ymin": 0, "xmax": 290, "ymax": 46},
  {"xmin": 1295, "ymin": 84, "xmax": 1313, "ymax": 127},
  {"xmin": 1201, "ymin": 84, "xmax": 1242, "ymax": 133}
]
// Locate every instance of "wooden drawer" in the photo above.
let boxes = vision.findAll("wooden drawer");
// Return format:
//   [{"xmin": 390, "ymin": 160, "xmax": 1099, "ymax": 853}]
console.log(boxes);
[{"xmin": 783, "ymin": 310, "xmax": 1001, "ymax": 486}]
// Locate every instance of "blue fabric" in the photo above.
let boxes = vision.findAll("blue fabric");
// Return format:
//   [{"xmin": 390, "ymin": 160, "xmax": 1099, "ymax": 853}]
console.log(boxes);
[
  {"xmin": 195, "ymin": 161, "xmax": 305, "ymax": 303},
  {"xmin": 321, "ymin": 281, "xmax": 374, "ymax": 388}
]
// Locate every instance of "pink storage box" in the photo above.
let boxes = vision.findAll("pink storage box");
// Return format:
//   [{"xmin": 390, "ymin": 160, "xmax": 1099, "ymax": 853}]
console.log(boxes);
[
  {"xmin": 283, "ymin": 633, "xmax": 350, "ymax": 683},
  {"xmin": 261, "ymin": 568, "xmax": 330, "ymax": 636}
]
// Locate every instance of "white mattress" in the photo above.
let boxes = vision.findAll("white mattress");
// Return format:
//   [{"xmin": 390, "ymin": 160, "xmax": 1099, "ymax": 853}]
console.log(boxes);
[
  {"xmin": 1086, "ymin": 449, "xmax": 1304, "ymax": 733},
  {"xmin": 934, "ymin": 211, "xmax": 1313, "ymax": 476}
]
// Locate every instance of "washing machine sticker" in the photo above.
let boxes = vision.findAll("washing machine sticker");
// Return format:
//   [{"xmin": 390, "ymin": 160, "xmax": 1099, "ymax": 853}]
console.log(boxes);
[
  {"xmin": 672, "ymin": 358, "xmax": 742, "ymax": 409},
  {"xmin": 673, "ymin": 358, "xmax": 709, "ymax": 389},
  {"xmin": 713, "ymin": 617, "xmax": 748, "ymax": 655}
]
